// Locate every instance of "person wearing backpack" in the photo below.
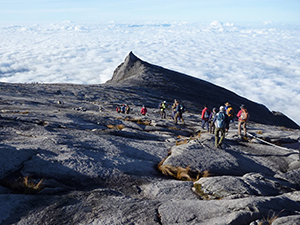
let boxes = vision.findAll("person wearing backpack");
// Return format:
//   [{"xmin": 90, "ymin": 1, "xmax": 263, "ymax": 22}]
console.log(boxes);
[
  {"xmin": 125, "ymin": 104, "xmax": 130, "ymax": 114},
  {"xmin": 140, "ymin": 105, "xmax": 147, "ymax": 115},
  {"xmin": 116, "ymin": 105, "xmax": 121, "ymax": 113},
  {"xmin": 213, "ymin": 106, "xmax": 229, "ymax": 148},
  {"xmin": 120, "ymin": 104, "xmax": 126, "ymax": 113},
  {"xmin": 237, "ymin": 104, "xmax": 249, "ymax": 138},
  {"xmin": 225, "ymin": 102, "xmax": 234, "ymax": 123},
  {"xmin": 174, "ymin": 101, "xmax": 185, "ymax": 125},
  {"xmin": 171, "ymin": 99, "xmax": 178, "ymax": 120},
  {"xmin": 201, "ymin": 105, "xmax": 211, "ymax": 131},
  {"xmin": 209, "ymin": 107, "xmax": 217, "ymax": 134},
  {"xmin": 160, "ymin": 101, "xmax": 167, "ymax": 119}
]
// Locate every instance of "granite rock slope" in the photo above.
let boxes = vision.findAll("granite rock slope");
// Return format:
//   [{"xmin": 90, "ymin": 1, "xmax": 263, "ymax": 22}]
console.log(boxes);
[{"xmin": 0, "ymin": 53, "xmax": 300, "ymax": 224}]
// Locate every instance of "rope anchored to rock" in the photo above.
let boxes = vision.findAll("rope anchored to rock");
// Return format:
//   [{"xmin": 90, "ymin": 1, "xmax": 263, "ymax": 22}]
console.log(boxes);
[{"xmin": 247, "ymin": 132, "xmax": 299, "ymax": 153}]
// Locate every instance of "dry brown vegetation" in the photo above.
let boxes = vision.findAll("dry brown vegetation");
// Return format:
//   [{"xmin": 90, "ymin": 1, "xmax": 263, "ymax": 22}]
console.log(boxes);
[
  {"xmin": 107, "ymin": 124, "xmax": 125, "ymax": 130},
  {"xmin": 158, "ymin": 164, "xmax": 201, "ymax": 181},
  {"xmin": 157, "ymin": 151, "xmax": 209, "ymax": 182},
  {"xmin": 259, "ymin": 210, "xmax": 285, "ymax": 225},
  {"xmin": 124, "ymin": 117, "xmax": 151, "ymax": 126},
  {"xmin": 0, "ymin": 176, "xmax": 44, "ymax": 194},
  {"xmin": 175, "ymin": 132, "xmax": 201, "ymax": 146},
  {"xmin": 193, "ymin": 183, "xmax": 210, "ymax": 200},
  {"xmin": 23, "ymin": 176, "xmax": 44, "ymax": 191},
  {"xmin": 175, "ymin": 139, "xmax": 188, "ymax": 146}
]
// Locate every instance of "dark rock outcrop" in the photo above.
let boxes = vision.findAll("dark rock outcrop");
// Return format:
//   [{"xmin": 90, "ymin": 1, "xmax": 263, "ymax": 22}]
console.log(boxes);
[{"xmin": 107, "ymin": 52, "xmax": 299, "ymax": 129}]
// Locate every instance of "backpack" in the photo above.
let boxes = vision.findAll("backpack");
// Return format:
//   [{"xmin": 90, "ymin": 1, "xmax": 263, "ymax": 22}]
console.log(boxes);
[
  {"xmin": 215, "ymin": 112, "xmax": 226, "ymax": 129},
  {"xmin": 240, "ymin": 109, "xmax": 249, "ymax": 121},
  {"xmin": 204, "ymin": 109, "xmax": 210, "ymax": 119},
  {"xmin": 227, "ymin": 107, "xmax": 233, "ymax": 118},
  {"xmin": 178, "ymin": 104, "xmax": 185, "ymax": 113}
]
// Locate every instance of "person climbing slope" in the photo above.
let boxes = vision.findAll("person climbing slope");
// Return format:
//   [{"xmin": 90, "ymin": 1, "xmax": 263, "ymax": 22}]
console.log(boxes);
[
  {"xmin": 225, "ymin": 102, "xmax": 234, "ymax": 123},
  {"xmin": 213, "ymin": 106, "xmax": 229, "ymax": 148},
  {"xmin": 237, "ymin": 104, "xmax": 249, "ymax": 138},
  {"xmin": 140, "ymin": 105, "xmax": 147, "ymax": 115},
  {"xmin": 209, "ymin": 107, "xmax": 217, "ymax": 134},
  {"xmin": 201, "ymin": 105, "xmax": 211, "ymax": 131},
  {"xmin": 159, "ymin": 101, "xmax": 167, "ymax": 119},
  {"xmin": 174, "ymin": 101, "xmax": 185, "ymax": 125}
]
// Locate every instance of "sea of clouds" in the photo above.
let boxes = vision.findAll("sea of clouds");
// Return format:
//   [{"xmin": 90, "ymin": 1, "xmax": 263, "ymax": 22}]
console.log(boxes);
[{"xmin": 0, "ymin": 21, "xmax": 299, "ymax": 126}]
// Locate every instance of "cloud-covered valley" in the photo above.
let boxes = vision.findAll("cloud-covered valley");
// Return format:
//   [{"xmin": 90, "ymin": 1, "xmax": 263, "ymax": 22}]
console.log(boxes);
[{"xmin": 0, "ymin": 21, "xmax": 299, "ymax": 125}]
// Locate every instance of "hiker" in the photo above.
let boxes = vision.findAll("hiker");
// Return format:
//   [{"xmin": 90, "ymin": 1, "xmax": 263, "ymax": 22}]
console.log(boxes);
[
  {"xmin": 174, "ymin": 101, "xmax": 185, "ymax": 125},
  {"xmin": 209, "ymin": 107, "xmax": 217, "ymax": 134},
  {"xmin": 159, "ymin": 101, "xmax": 167, "ymax": 119},
  {"xmin": 125, "ymin": 104, "xmax": 130, "ymax": 114},
  {"xmin": 140, "ymin": 105, "xmax": 147, "ymax": 115},
  {"xmin": 225, "ymin": 102, "xmax": 234, "ymax": 123},
  {"xmin": 120, "ymin": 104, "xmax": 126, "ymax": 113},
  {"xmin": 116, "ymin": 105, "xmax": 121, "ymax": 113},
  {"xmin": 213, "ymin": 106, "xmax": 229, "ymax": 148},
  {"xmin": 172, "ymin": 99, "xmax": 178, "ymax": 120},
  {"xmin": 237, "ymin": 104, "xmax": 249, "ymax": 138},
  {"xmin": 201, "ymin": 105, "xmax": 211, "ymax": 131}
]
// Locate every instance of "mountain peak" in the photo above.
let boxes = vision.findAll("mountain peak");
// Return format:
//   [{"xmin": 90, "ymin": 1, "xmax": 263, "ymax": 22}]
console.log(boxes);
[{"xmin": 106, "ymin": 51, "xmax": 146, "ymax": 83}]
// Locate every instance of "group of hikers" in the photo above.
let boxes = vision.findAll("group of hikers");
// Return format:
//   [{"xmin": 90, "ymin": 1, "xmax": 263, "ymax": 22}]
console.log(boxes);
[
  {"xmin": 116, "ymin": 104, "xmax": 130, "ymax": 114},
  {"xmin": 201, "ymin": 102, "xmax": 249, "ymax": 148},
  {"xmin": 158, "ymin": 99, "xmax": 185, "ymax": 124},
  {"xmin": 116, "ymin": 100, "xmax": 249, "ymax": 149}
]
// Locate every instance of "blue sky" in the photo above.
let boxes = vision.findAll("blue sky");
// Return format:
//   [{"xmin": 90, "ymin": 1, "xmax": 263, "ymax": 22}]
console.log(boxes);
[{"xmin": 0, "ymin": 0, "xmax": 299, "ymax": 25}]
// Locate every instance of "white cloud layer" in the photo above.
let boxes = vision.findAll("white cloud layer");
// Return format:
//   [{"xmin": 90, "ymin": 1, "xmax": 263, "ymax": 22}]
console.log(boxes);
[{"xmin": 0, "ymin": 21, "xmax": 299, "ymax": 126}]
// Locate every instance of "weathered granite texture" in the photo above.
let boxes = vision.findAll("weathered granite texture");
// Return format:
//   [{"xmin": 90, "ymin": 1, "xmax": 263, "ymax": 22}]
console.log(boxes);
[{"xmin": 0, "ymin": 52, "xmax": 299, "ymax": 224}]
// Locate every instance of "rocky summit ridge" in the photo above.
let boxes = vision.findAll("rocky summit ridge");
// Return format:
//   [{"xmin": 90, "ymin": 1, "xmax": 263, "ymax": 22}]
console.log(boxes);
[
  {"xmin": 0, "ymin": 52, "xmax": 300, "ymax": 225},
  {"xmin": 107, "ymin": 52, "xmax": 299, "ymax": 129}
]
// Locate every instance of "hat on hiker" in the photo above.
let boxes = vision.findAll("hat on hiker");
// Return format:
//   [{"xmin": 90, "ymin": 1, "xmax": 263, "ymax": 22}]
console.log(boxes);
[
  {"xmin": 225, "ymin": 102, "xmax": 231, "ymax": 106},
  {"xmin": 240, "ymin": 104, "xmax": 245, "ymax": 109},
  {"xmin": 219, "ymin": 106, "xmax": 225, "ymax": 111}
]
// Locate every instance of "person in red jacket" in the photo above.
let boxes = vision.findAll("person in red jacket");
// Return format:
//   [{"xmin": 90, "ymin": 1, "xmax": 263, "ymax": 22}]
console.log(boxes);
[
  {"xmin": 201, "ymin": 105, "xmax": 211, "ymax": 131},
  {"xmin": 236, "ymin": 104, "xmax": 249, "ymax": 138},
  {"xmin": 140, "ymin": 105, "xmax": 147, "ymax": 115}
]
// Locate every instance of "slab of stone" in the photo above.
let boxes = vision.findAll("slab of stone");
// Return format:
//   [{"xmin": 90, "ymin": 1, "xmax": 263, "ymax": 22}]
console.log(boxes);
[{"xmin": 158, "ymin": 195, "xmax": 300, "ymax": 225}]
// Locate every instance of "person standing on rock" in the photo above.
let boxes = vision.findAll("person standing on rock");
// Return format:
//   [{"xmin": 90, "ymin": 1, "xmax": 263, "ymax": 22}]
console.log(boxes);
[
  {"xmin": 237, "ymin": 104, "xmax": 249, "ymax": 138},
  {"xmin": 225, "ymin": 102, "xmax": 234, "ymax": 123},
  {"xmin": 116, "ymin": 105, "xmax": 121, "ymax": 113},
  {"xmin": 172, "ymin": 99, "xmax": 178, "ymax": 120},
  {"xmin": 120, "ymin": 104, "xmax": 126, "ymax": 113},
  {"xmin": 213, "ymin": 106, "xmax": 229, "ymax": 148},
  {"xmin": 209, "ymin": 107, "xmax": 217, "ymax": 134},
  {"xmin": 125, "ymin": 104, "xmax": 130, "ymax": 114},
  {"xmin": 174, "ymin": 101, "xmax": 185, "ymax": 125},
  {"xmin": 140, "ymin": 105, "xmax": 147, "ymax": 115},
  {"xmin": 159, "ymin": 101, "xmax": 167, "ymax": 119},
  {"xmin": 201, "ymin": 105, "xmax": 211, "ymax": 131}
]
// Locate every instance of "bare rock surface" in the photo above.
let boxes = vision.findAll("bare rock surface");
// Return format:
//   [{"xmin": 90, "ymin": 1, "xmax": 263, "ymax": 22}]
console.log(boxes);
[
  {"xmin": 0, "ymin": 52, "xmax": 300, "ymax": 224},
  {"xmin": 158, "ymin": 195, "xmax": 300, "ymax": 225}
]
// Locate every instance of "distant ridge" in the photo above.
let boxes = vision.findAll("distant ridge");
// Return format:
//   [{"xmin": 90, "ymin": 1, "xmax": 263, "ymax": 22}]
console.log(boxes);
[{"xmin": 106, "ymin": 52, "xmax": 299, "ymax": 129}]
